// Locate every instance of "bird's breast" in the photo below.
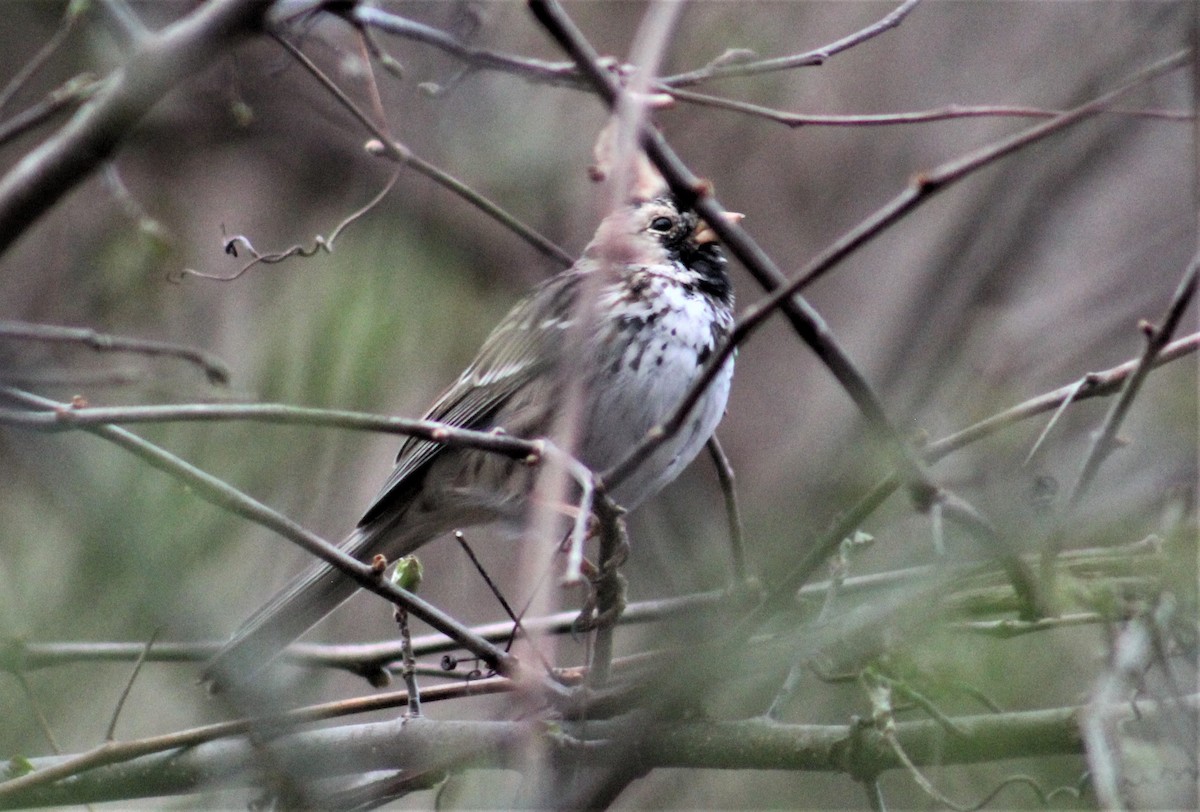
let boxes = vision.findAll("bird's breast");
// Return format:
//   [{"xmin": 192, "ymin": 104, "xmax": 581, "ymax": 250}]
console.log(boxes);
[{"xmin": 578, "ymin": 272, "xmax": 734, "ymax": 507}]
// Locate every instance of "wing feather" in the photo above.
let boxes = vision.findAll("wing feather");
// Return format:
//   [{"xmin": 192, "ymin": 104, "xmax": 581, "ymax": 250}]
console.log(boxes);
[{"xmin": 358, "ymin": 270, "xmax": 582, "ymax": 525}]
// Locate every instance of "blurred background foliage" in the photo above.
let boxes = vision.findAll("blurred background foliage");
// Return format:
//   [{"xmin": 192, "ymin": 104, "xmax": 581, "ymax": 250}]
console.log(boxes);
[{"xmin": 0, "ymin": 1, "xmax": 1195, "ymax": 808}]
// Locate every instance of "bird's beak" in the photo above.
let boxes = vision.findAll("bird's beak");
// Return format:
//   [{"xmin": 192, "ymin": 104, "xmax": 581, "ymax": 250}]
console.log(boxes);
[{"xmin": 693, "ymin": 211, "xmax": 745, "ymax": 245}]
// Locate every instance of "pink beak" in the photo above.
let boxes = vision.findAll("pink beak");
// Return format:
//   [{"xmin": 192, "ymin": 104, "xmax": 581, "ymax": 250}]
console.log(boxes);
[{"xmin": 694, "ymin": 211, "xmax": 745, "ymax": 245}]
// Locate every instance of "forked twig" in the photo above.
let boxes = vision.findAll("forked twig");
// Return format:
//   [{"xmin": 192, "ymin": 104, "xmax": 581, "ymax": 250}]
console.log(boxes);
[
  {"xmin": 1067, "ymin": 254, "xmax": 1200, "ymax": 510},
  {"xmin": 0, "ymin": 387, "xmax": 546, "ymax": 692},
  {"xmin": 271, "ymin": 32, "xmax": 573, "ymax": 267}
]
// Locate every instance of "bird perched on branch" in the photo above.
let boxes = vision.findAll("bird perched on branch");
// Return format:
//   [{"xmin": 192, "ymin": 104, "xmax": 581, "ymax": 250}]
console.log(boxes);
[{"xmin": 207, "ymin": 191, "xmax": 739, "ymax": 682}]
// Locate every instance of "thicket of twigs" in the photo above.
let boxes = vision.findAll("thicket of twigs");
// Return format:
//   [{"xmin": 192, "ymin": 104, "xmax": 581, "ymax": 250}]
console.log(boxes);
[{"xmin": 0, "ymin": 1, "xmax": 1196, "ymax": 809}]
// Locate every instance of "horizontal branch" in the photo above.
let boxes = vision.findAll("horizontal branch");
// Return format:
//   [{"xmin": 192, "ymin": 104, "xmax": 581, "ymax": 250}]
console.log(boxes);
[
  {"xmin": 0, "ymin": 320, "xmax": 230, "ymax": 384},
  {"xmin": 6, "ymin": 536, "xmax": 1167, "ymax": 676},
  {"xmin": 668, "ymin": 88, "xmax": 1192, "ymax": 128},
  {"xmin": 5, "ymin": 694, "xmax": 1194, "ymax": 808},
  {"xmin": 0, "ymin": 399, "xmax": 543, "ymax": 460},
  {"xmin": 0, "ymin": 387, "xmax": 558, "ymax": 696}
]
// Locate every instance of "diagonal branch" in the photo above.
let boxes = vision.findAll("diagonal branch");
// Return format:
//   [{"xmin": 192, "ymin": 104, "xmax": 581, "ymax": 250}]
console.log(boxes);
[
  {"xmin": 0, "ymin": 0, "xmax": 271, "ymax": 258},
  {"xmin": 271, "ymin": 32, "xmax": 573, "ymax": 267},
  {"xmin": 0, "ymin": 387, "xmax": 556, "ymax": 695},
  {"xmin": 660, "ymin": 0, "xmax": 923, "ymax": 87},
  {"xmin": 1067, "ymin": 254, "xmax": 1200, "ymax": 509}
]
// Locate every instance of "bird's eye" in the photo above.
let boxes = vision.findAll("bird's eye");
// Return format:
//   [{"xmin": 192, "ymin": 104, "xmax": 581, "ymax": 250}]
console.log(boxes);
[{"xmin": 648, "ymin": 216, "xmax": 674, "ymax": 233}]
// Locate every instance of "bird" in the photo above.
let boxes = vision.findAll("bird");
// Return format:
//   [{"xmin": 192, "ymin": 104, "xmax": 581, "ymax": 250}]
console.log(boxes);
[{"xmin": 206, "ymin": 192, "xmax": 738, "ymax": 682}]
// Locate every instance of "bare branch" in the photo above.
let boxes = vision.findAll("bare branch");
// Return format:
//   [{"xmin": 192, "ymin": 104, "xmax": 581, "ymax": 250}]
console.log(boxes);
[
  {"xmin": 271, "ymin": 32, "xmax": 573, "ymax": 267},
  {"xmin": 660, "ymin": 0, "xmax": 922, "ymax": 87},
  {"xmin": 96, "ymin": 0, "xmax": 150, "ymax": 46},
  {"xmin": 0, "ymin": 0, "xmax": 271, "ymax": 259},
  {"xmin": 0, "ymin": 75, "xmax": 102, "ymax": 149},
  {"xmin": 925, "ymin": 331, "xmax": 1199, "ymax": 462},
  {"xmin": 706, "ymin": 434, "xmax": 748, "ymax": 584},
  {"xmin": 0, "ymin": 676, "xmax": 512, "ymax": 805},
  {"xmin": 1067, "ymin": 254, "xmax": 1200, "ymax": 509},
  {"xmin": 0, "ymin": 399, "xmax": 541, "ymax": 459},
  {"xmin": 0, "ymin": 1, "xmax": 86, "ymax": 112},
  {"xmin": 348, "ymin": 5, "xmax": 587, "ymax": 88},
  {"xmin": 104, "ymin": 630, "xmax": 159, "ymax": 741},
  {"xmin": 0, "ymin": 320, "xmax": 231, "ymax": 385},
  {"xmin": 668, "ymin": 87, "xmax": 1192, "ymax": 127},
  {"xmin": 7, "ymin": 695, "xmax": 1196, "ymax": 807},
  {"xmin": 0, "ymin": 387, "xmax": 546, "ymax": 692}
]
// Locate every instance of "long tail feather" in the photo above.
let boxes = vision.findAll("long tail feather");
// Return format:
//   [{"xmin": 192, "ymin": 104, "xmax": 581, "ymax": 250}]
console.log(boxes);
[{"xmin": 202, "ymin": 526, "xmax": 378, "ymax": 685}]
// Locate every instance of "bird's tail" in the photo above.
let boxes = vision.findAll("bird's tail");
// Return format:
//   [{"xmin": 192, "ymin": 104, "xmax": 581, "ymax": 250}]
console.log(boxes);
[{"xmin": 203, "ymin": 524, "xmax": 392, "ymax": 687}]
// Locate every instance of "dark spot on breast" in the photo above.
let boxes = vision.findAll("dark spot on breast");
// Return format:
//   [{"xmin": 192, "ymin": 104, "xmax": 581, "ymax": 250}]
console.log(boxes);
[
  {"xmin": 618, "ymin": 313, "xmax": 646, "ymax": 332},
  {"xmin": 627, "ymin": 273, "xmax": 651, "ymax": 298},
  {"xmin": 697, "ymin": 344, "xmax": 712, "ymax": 364}
]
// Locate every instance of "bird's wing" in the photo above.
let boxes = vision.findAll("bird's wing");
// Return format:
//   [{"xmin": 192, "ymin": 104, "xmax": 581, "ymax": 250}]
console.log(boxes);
[
  {"xmin": 357, "ymin": 269, "xmax": 581, "ymax": 527},
  {"xmin": 204, "ymin": 271, "xmax": 585, "ymax": 684}
]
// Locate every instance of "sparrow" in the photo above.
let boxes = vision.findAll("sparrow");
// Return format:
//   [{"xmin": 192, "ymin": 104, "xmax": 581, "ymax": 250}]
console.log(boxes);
[{"xmin": 207, "ymin": 193, "xmax": 737, "ymax": 681}]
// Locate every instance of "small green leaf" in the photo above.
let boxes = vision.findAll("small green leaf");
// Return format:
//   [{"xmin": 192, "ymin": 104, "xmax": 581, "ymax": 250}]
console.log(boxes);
[
  {"xmin": 391, "ymin": 556, "xmax": 424, "ymax": 592},
  {"xmin": 5, "ymin": 755, "xmax": 34, "ymax": 779}
]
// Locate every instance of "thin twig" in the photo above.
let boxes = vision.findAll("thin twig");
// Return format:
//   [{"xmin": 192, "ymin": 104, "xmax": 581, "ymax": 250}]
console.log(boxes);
[
  {"xmin": 0, "ymin": 2, "xmax": 86, "ymax": 112},
  {"xmin": 1021, "ymin": 378, "xmax": 1086, "ymax": 467},
  {"xmin": 923, "ymin": 332, "xmax": 1200, "ymax": 463},
  {"xmin": 0, "ymin": 75, "xmax": 102, "ymax": 148},
  {"xmin": 706, "ymin": 435, "xmax": 748, "ymax": 584},
  {"xmin": 0, "ymin": 400, "xmax": 542, "ymax": 460},
  {"xmin": 177, "ymin": 170, "xmax": 401, "ymax": 282},
  {"xmin": 1067, "ymin": 255, "xmax": 1200, "ymax": 510},
  {"xmin": 0, "ymin": 387, "xmax": 546, "ymax": 692},
  {"xmin": 0, "ymin": 676, "xmax": 511, "ymax": 803},
  {"xmin": 659, "ymin": 0, "xmax": 922, "ymax": 87},
  {"xmin": 586, "ymin": 494, "xmax": 629, "ymax": 688},
  {"xmin": 11, "ymin": 670, "xmax": 62, "ymax": 756},
  {"xmin": 104, "ymin": 630, "xmax": 159, "ymax": 741},
  {"xmin": 0, "ymin": 0, "xmax": 272, "ymax": 259},
  {"xmin": 667, "ymin": 88, "xmax": 1192, "ymax": 127},
  {"xmin": 348, "ymin": 5, "xmax": 587, "ymax": 88},
  {"xmin": 391, "ymin": 564, "xmax": 422, "ymax": 717},
  {"xmin": 97, "ymin": 0, "xmax": 150, "ymax": 45},
  {"xmin": 0, "ymin": 320, "xmax": 230, "ymax": 385},
  {"xmin": 271, "ymin": 32, "xmax": 573, "ymax": 267},
  {"xmin": 454, "ymin": 531, "xmax": 525, "ymax": 648},
  {"xmin": 951, "ymin": 613, "xmax": 1105, "ymax": 639}
]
